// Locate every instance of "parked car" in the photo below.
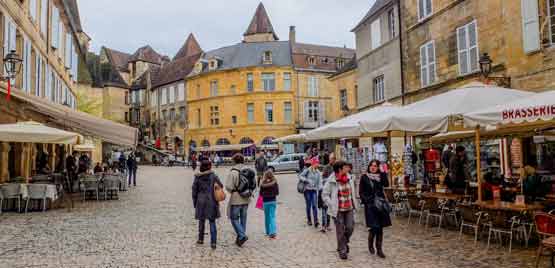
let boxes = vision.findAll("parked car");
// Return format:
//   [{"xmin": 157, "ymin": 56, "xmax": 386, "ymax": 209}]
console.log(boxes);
[{"xmin": 267, "ymin": 153, "xmax": 306, "ymax": 173}]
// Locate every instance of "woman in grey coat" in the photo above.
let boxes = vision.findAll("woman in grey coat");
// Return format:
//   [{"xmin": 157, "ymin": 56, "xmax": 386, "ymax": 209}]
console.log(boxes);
[
  {"xmin": 192, "ymin": 160, "xmax": 223, "ymax": 249},
  {"xmin": 298, "ymin": 157, "xmax": 321, "ymax": 227}
]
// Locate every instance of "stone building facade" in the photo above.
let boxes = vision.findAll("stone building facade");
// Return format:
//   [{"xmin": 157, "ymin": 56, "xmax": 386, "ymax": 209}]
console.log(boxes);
[
  {"xmin": 401, "ymin": 0, "xmax": 555, "ymax": 104},
  {"xmin": 352, "ymin": 0, "xmax": 403, "ymax": 110}
]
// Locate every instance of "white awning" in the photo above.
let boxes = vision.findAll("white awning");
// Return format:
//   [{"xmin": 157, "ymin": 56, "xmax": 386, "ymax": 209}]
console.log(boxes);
[
  {"xmin": 359, "ymin": 82, "xmax": 534, "ymax": 135},
  {"xmin": 464, "ymin": 90, "xmax": 554, "ymax": 128},
  {"xmin": 305, "ymin": 102, "xmax": 399, "ymax": 141},
  {"xmin": 0, "ymin": 121, "xmax": 81, "ymax": 144},
  {"xmin": 2, "ymin": 87, "xmax": 138, "ymax": 147},
  {"xmin": 73, "ymin": 143, "xmax": 96, "ymax": 151}
]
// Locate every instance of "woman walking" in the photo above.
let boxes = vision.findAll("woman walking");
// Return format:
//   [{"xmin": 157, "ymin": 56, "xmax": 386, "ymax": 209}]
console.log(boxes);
[
  {"xmin": 299, "ymin": 157, "xmax": 321, "ymax": 227},
  {"xmin": 259, "ymin": 170, "xmax": 279, "ymax": 239},
  {"xmin": 359, "ymin": 160, "xmax": 391, "ymax": 258},
  {"xmin": 192, "ymin": 160, "xmax": 223, "ymax": 249}
]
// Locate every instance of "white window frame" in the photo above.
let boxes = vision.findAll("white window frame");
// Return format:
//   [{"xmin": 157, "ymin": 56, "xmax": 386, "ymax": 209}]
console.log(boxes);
[
  {"xmin": 265, "ymin": 102, "xmax": 274, "ymax": 123},
  {"xmin": 51, "ymin": 6, "xmax": 59, "ymax": 48},
  {"xmin": 35, "ymin": 54, "xmax": 43, "ymax": 97},
  {"xmin": 210, "ymin": 80, "xmax": 218, "ymax": 96},
  {"xmin": 283, "ymin": 72, "xmax": 291, "ymax": 90},
  {"xmin": 418, "ymin": 0, "xmax": 433, "ymax": 21},
  {"xmin": 306, "ymin": 101, "xmax": 320, "ymax": 123},
  {"xmin": 247, "ymin": 103, "xmax": 255, "ymax": 123},
  {"xmin": 456, "ymin": 20, "xmax": 480, "ymax": 75},
  {"xmin": 262, "ymin": 73, "xmax": 275, "ymax": 91},
  {"xmin": 247, "ymin": 73, "xmax": 254, "ymax": 92},
  {"xmin": 40, "ymin": 0, "xmax": 48, "ymax": 36},
  {"xmin": 388, "ymin": 9, "xmax": 396, "ymax": 39},
  {"xmin": 548, "ymin": 0, "xmax": 555, "ymax": 44},
  {"xmin": 307, "ymin": 76, "xmax": 319, "ymax": 97},
  {"xmin": 420, "ymin": 40, "xmax": 436, "ymax": 87},
  {"xmin": 370, "ymin": 19, "xmax": 381, "ymax": 50},
  {"xmin": 340, "ymin": 89, "xmax": 348, "ymax": 110},
  {"xmin": 22, "ymin": 37, "xmax": 33, "ymax": 93},
  {"xmin": 373, "ymin": 75, "xmax": 385, "ymax": 103},
  {"xmin": 177, "ymin": 83, "xmax": 185, "ymax": 101},
  {"xmin": 169, "ymin": 85, "xmax": 175, "ymax": 104},
  {"xmin": 284, "ymin": 101, "xmax": 292, "ymax": 123},
  {"xmin": 161, "ymin": 88, "xmax": 167, "ymax": 105},
  {"xmin": 30, "ymin": 0, "xmax": 38, "ymax": 22}
]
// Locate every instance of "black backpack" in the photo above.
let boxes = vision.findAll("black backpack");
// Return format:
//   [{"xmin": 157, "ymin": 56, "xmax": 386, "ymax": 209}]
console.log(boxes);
[{"xmin": 232, "ymin": 168, "xmax": 256, "ymax": 198}]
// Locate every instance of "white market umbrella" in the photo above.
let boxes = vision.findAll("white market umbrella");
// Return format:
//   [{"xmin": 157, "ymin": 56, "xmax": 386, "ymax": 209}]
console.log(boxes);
[
  {"xmin": 274, "ymin": 133, "xmax": 307, "ymax": 143},
  {"xmin": 359, "ymin": 82, "xmax": 534, "ymax": 135},
  {"xmin": 73, "ymin": 143, "xmax": 96, "ymax": 151},
  {"xmin": 0, "ymin": 121, "xmax": 81, "ymax": 144},
  {"xmin": 464, "ymin": 90, "xmax": 555, "ymax": 128},
  {"xmin": 305, "ymin": 102, "xmax": 400, "ymax": 141}
]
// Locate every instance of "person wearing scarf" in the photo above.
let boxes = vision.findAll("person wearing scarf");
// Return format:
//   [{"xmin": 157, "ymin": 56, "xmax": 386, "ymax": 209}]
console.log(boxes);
[
  {"xmin": 322, "ymin": 160, "xmax": 356, "ymax": 260},
  {"xmin": 359, "ymin": 159, "xmax": 392, "ymax": 258},
  {"xmin": 259, "ymin": 170, "xmax": 280, "ymax": 239}
]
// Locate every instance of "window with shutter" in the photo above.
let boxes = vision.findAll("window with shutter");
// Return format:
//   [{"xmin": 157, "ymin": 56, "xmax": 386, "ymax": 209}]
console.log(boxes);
[
  {"xmin": 318, "ymin": 102, "xmax": 325, "ymax": 125},
  {"xmin": 247, "ymin": 103, "xmax": 254, "ymax": 123},
  {"xmin": 30, "ymin": 0, "xmax": 38, "ymax": 22},
  {"xmin": 178, "ymin": 83, "xmax": 185, "ymax": 101},
  {"xmin": 35, "ymin": 55, "xmax": 42, "ymax": 96},
  {"xmin": 65, "ymin": 34, "xmax": 72, "ymax": 68},
  {"xmin": 373, "ymin": 75, "xmax": 385, "ymax": 103},
  {"xmin": 23, "ymin": 38, "xmax": 33, "ymax": 93},
  {"xmin": 520, "ymin": 0, "xmax": 540, "ymax": 53},
  {"xmin": 549, "ymin": 0, "xmax": 555, "ymax": 44},
  {"xmin": 308, "ymin": 76, "xmax": 318, "ymax": 97},
  {"xmin": 370, "ymin": 19, "xmax": 381, "ymax": 50},
  {"xmin": 284, "ymin": 102, "xmax": 292, "ymax": 123},
  {"xmin": 40, "ymin": 0, "xmax": 48, "ymax": 35},
  {"xmin": 420, "ymin": 41, "xmax": 436, "ymax": 87},
  {"xmin": 418, "ymin": 0, "xmax": 432, "ymax": 21},
  {"xmin": 51, "ymin": 7, "xmax": 59, "ymax": 48},
  {"xmin": 457, "ymin": 20, "xmax": 479, "ymax": 75}
]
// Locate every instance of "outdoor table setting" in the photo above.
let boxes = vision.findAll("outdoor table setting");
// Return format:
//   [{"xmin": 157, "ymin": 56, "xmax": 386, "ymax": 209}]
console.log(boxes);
[
  {"xmin": 422, "ymin": 191, "xmax": 465, "ymax": 201},
  {"xmin": 474, "ymin": 200, "xmax": 544, "ymax": 213},
  {"xmin": 0, "ymin": 182, "xmax": 59, "ymax": 212}
]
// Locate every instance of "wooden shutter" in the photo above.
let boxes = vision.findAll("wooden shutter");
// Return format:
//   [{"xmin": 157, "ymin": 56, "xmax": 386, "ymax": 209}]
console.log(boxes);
[
  {"xmin": 51, "ymin": 7, "xmax": 59, "ymax": 48},
  {"xmin": 521, "ymin": 0, "xmax": 540, "ymax": 53},
  {"xmin": 427, "ymin": 42, "xmax": 436, "ymax": 84},
  {"xmin": 40, "ymin": 0, "xmax": 48, "ymax": 34},
  {"xmin": 304, "ymin": 101, "xmax": 309, "ymax": 122},
  {"xmin": 420, "ymin": 44, "xmax": 428, "ymax": 87},
  {"xmin": 457, "ymin": 26, "xmax": 469, "ymax": 75},
  {"xmin": 319, "ymin": 101, "xmax": 325, "ymax": 125},
  {"xmin": 30, "ymin": 0, "xmax": 37, "ymax": 21}
]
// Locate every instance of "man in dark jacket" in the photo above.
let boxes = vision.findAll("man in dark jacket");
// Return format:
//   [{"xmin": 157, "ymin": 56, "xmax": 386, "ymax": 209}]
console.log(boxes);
[
  {"xmin": 127, "ymin": 153, "xmax": 137, "ymax": 186},
  {"xmin": 66, "ymin": 152, "xmax": 78, "ymax": 192},
  {"xmin": 448, "ymin": 146, "xmax": 470, "ymax": 194},
  {"xmin": 255, "ymin": 151, "xmax": 268, "ymax": 185}
]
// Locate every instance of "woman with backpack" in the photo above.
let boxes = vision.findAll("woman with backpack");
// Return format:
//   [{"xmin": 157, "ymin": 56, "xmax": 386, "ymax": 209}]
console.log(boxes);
[
  {"xmin": 359, "ymin": 159, "xmax": 391, "ymax": 258},
  {"xmin": 192, "ymin": 160, "xmax": 223, "ymax": 249},
  {"xmin": 259, "ymin": 170, "xmax": 279, "ymax": 239},
  {"xmin": 298, "ymin": 157, "xmax": 321, "ymax": 227}
]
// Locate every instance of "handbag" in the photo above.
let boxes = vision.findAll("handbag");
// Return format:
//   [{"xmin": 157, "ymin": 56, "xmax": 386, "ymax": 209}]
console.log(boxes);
[
  {"xmin": 297, "ymin": 180, "xmax": 306, "ymax": 194},
  {"xmin": 255, "ymin": 195, "xmax": 264, "ymax": 210},
  {"xmin": 370, "ymin": 179, "xmax": 392, "ymax": 214},
  {"xmin": 214, "ymin": 182, "xmax": 226, "ymax": 202}
]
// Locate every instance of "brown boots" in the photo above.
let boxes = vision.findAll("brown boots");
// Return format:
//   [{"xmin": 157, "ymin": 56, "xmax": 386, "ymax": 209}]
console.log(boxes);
[{"xmin": 369, "ymin": 228, "xmax": 386, "ymax": 259}]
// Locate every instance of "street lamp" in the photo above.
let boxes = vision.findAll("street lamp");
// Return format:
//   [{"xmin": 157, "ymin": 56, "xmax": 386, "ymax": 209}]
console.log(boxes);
[
  {"xmin": 479, "ymin": 53, "xmax": 492, "ymax": 78},
  {"xmin": 2, "ymin": 50, "xmax": 23, "ymax": 80},
  {"xmin": 478, "ymin": 52, "xmax": 510, "ymax": 88},
  {"xmin": 2, "ymin": 50, "xmax": 23, "ymax": 100}
]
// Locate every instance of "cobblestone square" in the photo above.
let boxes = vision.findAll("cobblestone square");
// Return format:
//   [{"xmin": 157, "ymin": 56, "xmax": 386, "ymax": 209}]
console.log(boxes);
[{"xmin": 0, "ymin": 166, "xmax": 546, "ymax": 267}]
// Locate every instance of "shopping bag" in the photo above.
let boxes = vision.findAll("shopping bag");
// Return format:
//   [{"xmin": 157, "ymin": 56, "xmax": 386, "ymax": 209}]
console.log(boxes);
[{"xmin": 256, "ymin": 195, "xmax": 264, "ymax": 210}]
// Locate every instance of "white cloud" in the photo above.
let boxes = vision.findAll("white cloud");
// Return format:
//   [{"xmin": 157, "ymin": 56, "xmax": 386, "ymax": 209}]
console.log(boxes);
[{"xmin": 79, "ymin": 0, "xmax": 374, "ymax": 56}]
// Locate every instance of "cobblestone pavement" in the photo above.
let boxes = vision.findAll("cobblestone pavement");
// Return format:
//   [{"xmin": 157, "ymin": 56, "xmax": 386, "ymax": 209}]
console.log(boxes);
[{"xmin": 0, "ymin": 166, "xmax": 547, "ymax": 267}]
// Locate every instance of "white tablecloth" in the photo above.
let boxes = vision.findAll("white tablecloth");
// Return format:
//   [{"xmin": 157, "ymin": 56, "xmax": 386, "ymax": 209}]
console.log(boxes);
[{"xmin": 1, "ymin": 183, "xmax": 59, "ymax": 201}]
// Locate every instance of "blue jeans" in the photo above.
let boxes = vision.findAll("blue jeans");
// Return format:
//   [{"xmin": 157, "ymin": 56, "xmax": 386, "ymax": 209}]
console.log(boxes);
[
  {"xmin": 303, "ymin": 190, "xmax": 318, "ymax": 223},
  {"xmin": 198, "ymin": 219, "xmax": 217, "ymax": 244},
  {"xmin": 128, "ymin": 168, "xmax": 137, "ymax": 186},
  {"xmin": 263, "ymin": 201, "xmax": 277, "ymax": 236},
  {"xmin": 321, "ymin": 207, "xmax": 330, "ymax": 227},
  {"xmin": 230, "ymin": 204, "xmax": 248, "ymax": 240}
]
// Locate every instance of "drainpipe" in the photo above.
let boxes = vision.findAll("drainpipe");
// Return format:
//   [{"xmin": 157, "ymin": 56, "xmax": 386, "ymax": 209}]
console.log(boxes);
[{"xmin": 397, "ymin": 0, "xmax": 408, "ymax": 146}]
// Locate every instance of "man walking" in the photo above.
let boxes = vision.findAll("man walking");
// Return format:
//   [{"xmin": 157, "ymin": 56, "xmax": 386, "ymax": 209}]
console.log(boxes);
[
  {"xmin": 225, "ymin": 154, "xmax": 252, "ymax": 247},
  {"xmin": 65, "ymin": 152, "xmax": 78, "ymax": 192},
  {"xmin": 127, "ymin": 153, "xmax": 137, "ymax": 187},
  {"xmin": 322, "ymin": 160, "xmax": 356, "ymax": 260},
  {"xmin": 319, "ymin": 153, "xmax": 336, "ymax": 232},
  {"xmin": 255, "ymin": 151, "xmax": 268, "ymax": 185}
]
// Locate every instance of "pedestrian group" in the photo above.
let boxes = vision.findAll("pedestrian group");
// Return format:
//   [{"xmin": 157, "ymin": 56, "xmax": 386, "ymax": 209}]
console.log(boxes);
[{"xmin": 190, "ymin": 150, "xmax": 391, "ymax": 261}]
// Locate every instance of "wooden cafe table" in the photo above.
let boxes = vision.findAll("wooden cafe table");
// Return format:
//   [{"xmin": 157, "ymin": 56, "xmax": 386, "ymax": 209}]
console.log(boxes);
[
  {"xmin": 422, "ymin": 191, "xmax": 465, "ymax": 201},
  {"xmin": 474, "ymin": 200, "xmax": 544, "ymax": 213}
]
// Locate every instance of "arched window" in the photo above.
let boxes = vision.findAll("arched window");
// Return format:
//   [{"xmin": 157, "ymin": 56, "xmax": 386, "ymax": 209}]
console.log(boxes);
[
  {"xmin": 239, "ymin": 137, "xmax": 254, "ymax": 144},
  {"xmin": 201, "ymin": 139, "xmax": 210, "ymax": 147},
  {"xmin": 216, "ymin": 138, "xmax": 231, "ymax": 145},
  {"xmin": 261, "ymin": 137, "xmax": 275, "ymax": 145}
]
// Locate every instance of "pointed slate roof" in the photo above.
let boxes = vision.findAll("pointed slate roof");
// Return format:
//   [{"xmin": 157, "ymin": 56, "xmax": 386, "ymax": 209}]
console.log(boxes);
[
  {"xmin": 103, "ymin": 47, "xmax": 131, "ymax": 72},
  {"xmin": 351, "ymin": 0, "xmax": 393, "ymax": 32},
  {"xmin": 129, "ymin": 45, "xmax": 165, "ymax": 64},
  {"xmin": 173, "ymin": 34, "xmax": 202, "ymax": 60},
  {"xmin": 243, "ymin": 3, "xmax": 278, "ymax": 40}
]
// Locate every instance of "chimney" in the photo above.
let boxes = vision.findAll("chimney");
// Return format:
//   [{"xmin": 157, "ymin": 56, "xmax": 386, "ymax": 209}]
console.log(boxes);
[{"xmin": 289, "ymin": 26, "xmax": 296, "ymax": 44}]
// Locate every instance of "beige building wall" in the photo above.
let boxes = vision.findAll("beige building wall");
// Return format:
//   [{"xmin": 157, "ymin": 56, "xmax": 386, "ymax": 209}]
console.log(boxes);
[{"xmin": 102, "ymin": 86, "xmax": 129, "ymax": 124}]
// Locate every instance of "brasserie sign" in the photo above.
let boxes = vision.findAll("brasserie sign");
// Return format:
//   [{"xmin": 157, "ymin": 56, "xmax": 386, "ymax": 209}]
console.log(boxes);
[{"xmin": 502, "ymin": 104, "xmax": 555, "ymax": 121}]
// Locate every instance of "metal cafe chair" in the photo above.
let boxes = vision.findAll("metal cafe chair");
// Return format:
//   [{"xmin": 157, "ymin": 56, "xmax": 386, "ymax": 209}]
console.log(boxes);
[
  {"xmin": 407, "ymin": 194, "xmax": 426, "ymax": 225},
  {"xmin": 485, "ymin": 210, "xmax": 522, "ymax": 253},
  {"xmin": 25, "ymin": 184, "xmax": 48, "ymax": 213},
  {"xmin": 1, "ymin": 184, "xmax": 22, "ymax": 213},
  {"xmin": 80, "ymin": 175, "xmax": 100, "ymax": 201},
  {"xmin": 458, "ymin": 204, "xmax": 485, "ymax": 244},
  {"xmin": 102, "ymin": 175, "xmax": 120, "ymax": 200},
  {"xmin": 534, "ymin": 212, "xmax": 555, "ymax": 267}
]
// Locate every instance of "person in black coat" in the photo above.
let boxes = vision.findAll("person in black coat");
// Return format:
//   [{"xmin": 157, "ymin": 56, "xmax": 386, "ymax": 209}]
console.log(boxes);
[
  {"xmin": 359, "ymin": 159, "xmax": 391, "ymax": 259},
  {"xmin": 192, "ymin": 160, "xmax": 223, "ymax": 249}
]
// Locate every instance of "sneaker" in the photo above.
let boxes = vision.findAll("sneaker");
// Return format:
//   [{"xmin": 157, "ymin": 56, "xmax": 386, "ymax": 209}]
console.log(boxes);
[
  {"xmin": 320, "ymin": 229, "xmax": 326, "ymax": 233},
  {"xmin": 196, "ymin": 240, "xmax": 203, "ymax": 245},
  {"xmin": 269, "ymin": 234, "xmax": 277, "ymax": 239},
  {"xmin": 339, "ymin": 253, "xmax": 348, "ymax": 260},
  {"xmin": 307, "ymin": 220, "xmax": 313, "ymax": 226},
  {"xmin": 314, "ymin": 222, "xmax": 320, "ymax": 228},
  {"xmin": 237, "ymin": 236, "xmax": 249, "ymax": 247},
  {"xmin": 210, "ymin": 243, "xmax": 217, "ymax": 250}
]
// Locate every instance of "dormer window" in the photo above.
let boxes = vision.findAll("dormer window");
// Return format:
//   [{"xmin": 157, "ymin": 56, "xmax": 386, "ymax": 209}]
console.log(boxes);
[
  {"xmin": 263, "ymin": 51, "xmax": 272, "ymax": 64},
  {"xmin": 209, "ymin": 58, "xmax": 221, "ymax": 70},
  {"xmin": 194, "ymin": 62, "xmax": 203, "ymax": 73},
  {"xmin": 336, "ymin": 58, "xmax": 345, "ymax": 69},
  {"xmin": 307, "ymin": 56, "xmax": 315, "ymax": 65},
  {"xmin": 321, "ymin": 57, "xmax": 329, "ymax": 64}
]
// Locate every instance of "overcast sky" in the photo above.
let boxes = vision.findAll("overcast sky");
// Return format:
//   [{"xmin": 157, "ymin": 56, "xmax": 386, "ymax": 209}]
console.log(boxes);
[{"xmin": 79, "ymin": 0, "xmax": 375, "ymax": 57}]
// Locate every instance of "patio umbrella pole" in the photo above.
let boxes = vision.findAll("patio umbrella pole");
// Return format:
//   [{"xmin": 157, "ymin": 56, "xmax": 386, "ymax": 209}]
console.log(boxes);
[
  {"xmin": 387, "ymin": 131, "xmax": 393, "ymax": 186},
  {"xmin": 475, "ymin": 126, "xmax": 482, "ymax": 202}
]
